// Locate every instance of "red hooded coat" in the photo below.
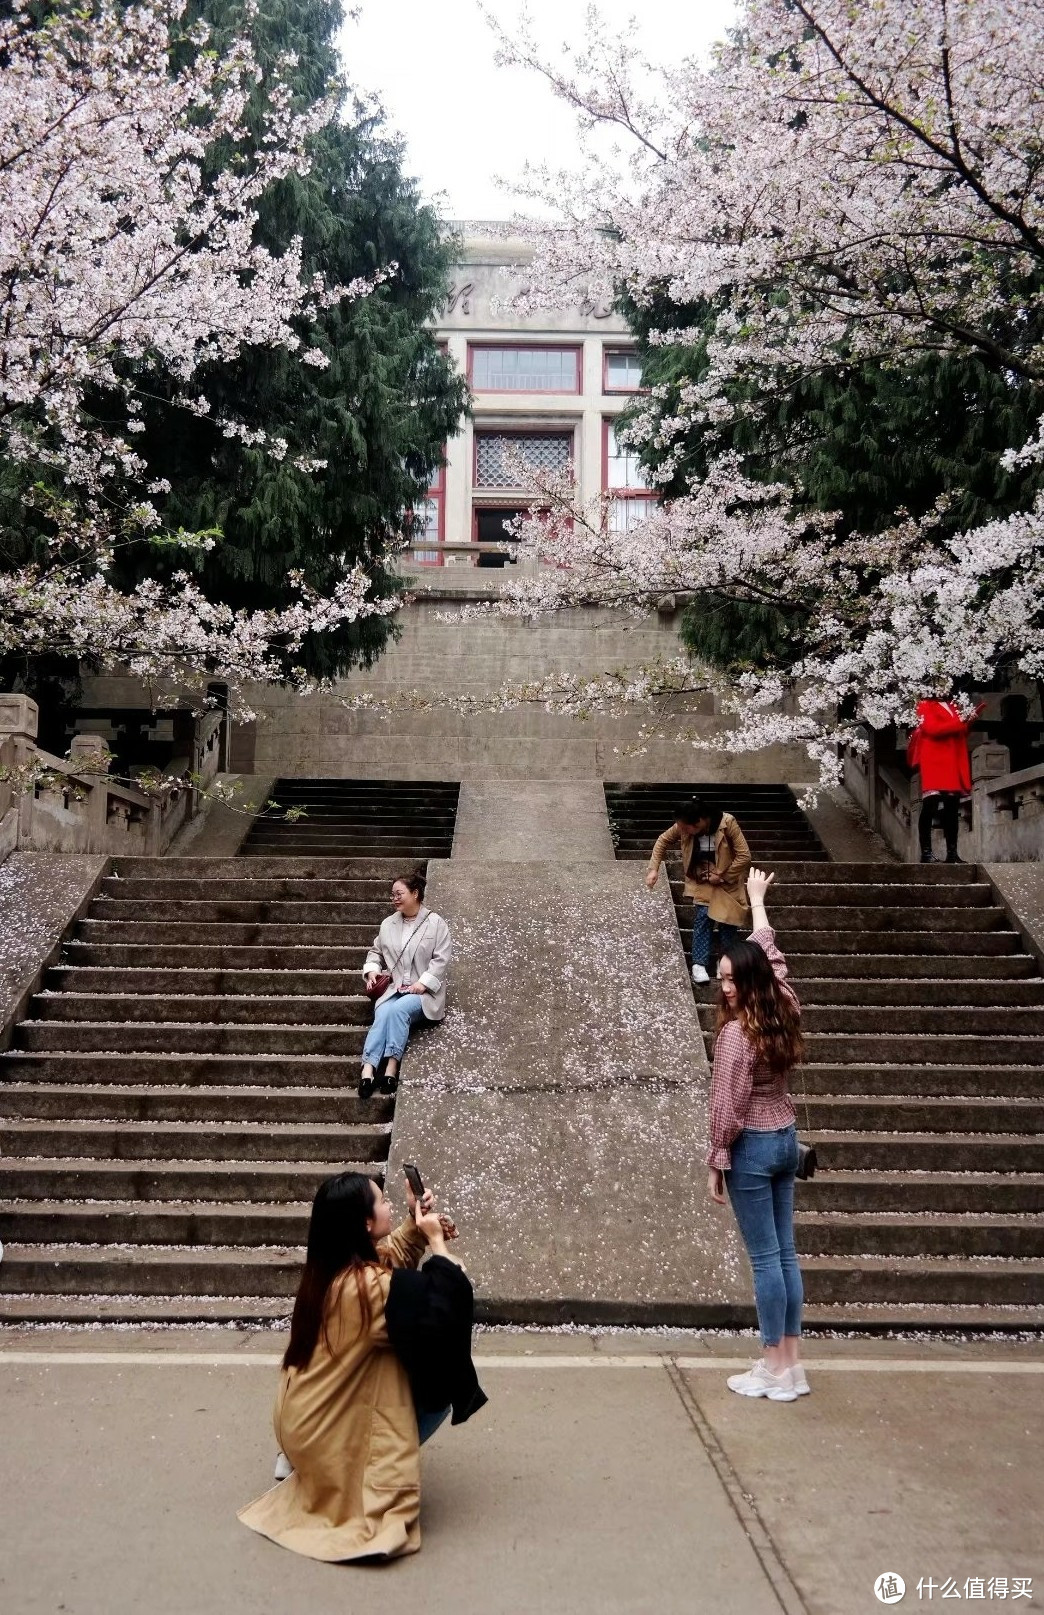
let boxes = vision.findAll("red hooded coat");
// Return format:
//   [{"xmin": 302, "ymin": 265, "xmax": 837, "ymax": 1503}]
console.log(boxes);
[{"xmin": 907, "ymin": 700, "xmax": 980, "ymax": 794}]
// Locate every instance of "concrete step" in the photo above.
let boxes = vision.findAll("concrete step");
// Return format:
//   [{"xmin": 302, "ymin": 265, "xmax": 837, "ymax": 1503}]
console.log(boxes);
[
  {"xmin": 797, "ymin": 1171, "xmax": 1044, "ymax": 1213},
  {"xmin": 801, "ymin": 1255, "xmax": 1044, "ymax": 1306},
  {"xmin": 48, "ymin": 967, "xmax": 365, "ymax": 997},
  {"xmin": 801, "ymin": 1095, "xmax": 1044, "ymax": 1133},
  {"xmin": 803, "ymin": 1131, "xmax": 1044, "ymax": 1171},
  {"xmin": 697, "ymin": 1003, "xmax": 1044, "ymax": 1035},
  {"xmin": 0, "ymin": 1083, "xmax": 387, "ymax": 1124},
  {"xmin": 75, "ymin": 921, "xmax": 377, "ymax": 946},
  {"xmin": 0, "ymin": 1295, "xmax": 295, "ymax": 1324},
  {"xmin": 89, "ymin": 898, "xmax": 394, "ymax": 923},
  {"xmin": 238, "ymin": 841, "xmax": 451, "ymax": 857},
  {"xmin": 731, "ymin": 905, "xmax": 1010, "ymax": 932},
  {"xmin": 0, "ymin": 1199, "xmax": 311, "ymax": 1246},
  {"xmin": 62, "ymin": 945, "xmax": 367, "ymax": 970},
  {"xmin": 114, "ymin": 856, "xmax": 408, "ymax": 879},
  {"xmin": 670, "ymin": 880, "xmax": 995, "ymax": 908},
  {"xmin": 737, "ymin": 1031, "xmax": 1044, "ymax": 1064},
  {"xmin": 246, "ymin": 811, "xmax": 458, "ymax": 827},
  {"xmin": 784, "ymin": 954, "xmax": 1038, "ymax": 980},
  {"xmin": 0, "ymin": 1159, "xmax": 379, "ymax": 1202},
  {"xmin": 787, "ymin": 978, "xmax": 1044, "ymax": 1006},
  {"xmin": 100, "ymin": 877, "xmax": 393, "ymax": 901},
  {"xmin": 794, "ymin": 1213, "xmax": 1044, "ymax": 1258},
  {"xmin": 0, "ymin": 1053, "xmax": 362, "ymax": 1087},
  {"xmin": 799, "ymin": 1063, "xmax": 1043, "ymax": 1097},
  {"xmin": 680, "ymin": 926, "xmax": 1022, "ymax": 956},
  {"xmin": 0, "ymin": 1244, "xmax": 304, "ymax": 1297},
  {"xmin": 0, "ymin": 1117, "xmax": 389, "ymax": 1162},
  {"xmin": 620, "ymin": 847, "xmax": 831, "ymax": 863},
  {"xmin": 30, "ymin": 992, "xmax": 372, "ymax": 1026},
  {"xmin": 15, "ymin": 1022, "xmax": 367, "ymax": 1054},
  {"xmin": 671, "ymin": 861, "xmax": 980, "ymax": 884}
]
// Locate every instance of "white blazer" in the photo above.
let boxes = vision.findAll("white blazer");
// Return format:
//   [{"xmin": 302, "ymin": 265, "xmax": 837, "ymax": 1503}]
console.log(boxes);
[{"xmin": 362, "ymin": 907, "xmax": 452, "ymax": 1022}]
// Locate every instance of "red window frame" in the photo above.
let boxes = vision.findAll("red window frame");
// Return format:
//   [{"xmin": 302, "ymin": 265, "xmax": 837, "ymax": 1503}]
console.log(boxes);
[
  {"xmin": 472, "ymin": 426, "xmax": 576, "ymax": 488},
  {"xmin": 602, "ymin": 418, "xmax": 656, "ymax": 535},
  {"xmin": 410, "ymin": 459, "xmax": 445, "ymax": 566},
  {"xmin": 467, "ymin": 343, "xmax": 582, "ymax": 395},
  {"xmin": 602, "ymin": 418, "xmax": 651, "ymax": 494},
  {"xmin": 602, "ymin": 347, "xmax": 644, "ymax": 394}
]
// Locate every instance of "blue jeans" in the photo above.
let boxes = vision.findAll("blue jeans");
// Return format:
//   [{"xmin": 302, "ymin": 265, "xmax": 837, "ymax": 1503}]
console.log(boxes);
[
  {"xmin": 362, "ymin": 992, "xmax": 427, "ymax": 1068},
  {"xmin": 417, "ymin": 1405, "xmax": 451, "ymax": 1445},
  {"xmin": 725, "ymin": 1125, "xmax": 803, "ymax": 1346},
  {"xmin": 691, "ymin": 904, "xmax": 742, "ymax": 971}
]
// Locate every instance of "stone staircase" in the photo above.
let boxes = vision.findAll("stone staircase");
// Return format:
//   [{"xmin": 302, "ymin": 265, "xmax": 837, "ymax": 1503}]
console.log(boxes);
[
  {"xmin": 241, "ymin": 777, "xmax": 459, "ymax": 858},
  {"xmin": 604, "ymin": 781, "xmax": 829, "ymax": 865},
  {"xmin": 0, "ymin": 780, "xmax": 460, "ymax": 1324},
  {"xmin": 607, "ymin": 784, "xmax": 1044, "ymax": 1328}
]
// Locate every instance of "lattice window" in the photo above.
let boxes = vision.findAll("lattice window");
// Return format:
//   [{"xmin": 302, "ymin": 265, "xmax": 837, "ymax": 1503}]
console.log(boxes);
[{"xmin": 475, "ymin": 431, "xmax": 572, "ymax": 487}]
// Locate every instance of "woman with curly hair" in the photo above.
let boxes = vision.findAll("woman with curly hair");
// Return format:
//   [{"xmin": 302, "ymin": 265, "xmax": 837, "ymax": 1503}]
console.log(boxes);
[{"xmin": 707, "ymin": 868, "xmax": 808, "ymax": 1403}]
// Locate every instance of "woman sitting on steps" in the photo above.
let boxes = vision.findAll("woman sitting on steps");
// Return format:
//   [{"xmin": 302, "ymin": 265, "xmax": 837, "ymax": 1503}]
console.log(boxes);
[{"xmin": 359, "ymin": 870, "xmax": 452, "ymax": 1099}]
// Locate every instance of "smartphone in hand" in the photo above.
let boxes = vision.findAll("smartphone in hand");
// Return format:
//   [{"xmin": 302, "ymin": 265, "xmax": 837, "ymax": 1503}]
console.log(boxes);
[{"xmin": 403, "ymin": 1162, "xmax": 425, "ymax": 1198}]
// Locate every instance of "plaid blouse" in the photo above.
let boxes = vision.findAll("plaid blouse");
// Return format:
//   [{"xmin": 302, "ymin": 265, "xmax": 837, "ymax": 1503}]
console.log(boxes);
[{"xmin": 707, "ymin": 927, "xmax": 799, "ymax": 1171}]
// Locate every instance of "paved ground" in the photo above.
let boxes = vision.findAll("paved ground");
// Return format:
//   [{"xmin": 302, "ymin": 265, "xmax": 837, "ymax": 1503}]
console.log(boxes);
[{"xmin": 1, "ymin": 1330, "xmax": 1041, "ymax": 1615}]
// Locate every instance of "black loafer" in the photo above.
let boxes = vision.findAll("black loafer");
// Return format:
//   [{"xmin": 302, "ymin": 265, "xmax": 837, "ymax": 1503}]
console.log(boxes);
[
  {"xmin": 358, "ymin": 1075, "xmax": 375, "ymax": 1100},
  {"xmin": 380, "ymin": 1072, "xmax": 399, "ymax": 1095}
]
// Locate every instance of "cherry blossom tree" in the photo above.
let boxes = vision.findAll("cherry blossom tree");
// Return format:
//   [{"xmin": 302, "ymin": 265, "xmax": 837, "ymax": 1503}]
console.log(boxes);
[
  {"xmin": 470, "ymin": 0, "xmax": 1044, "ymax": 781},
  {"xmin": 0, "ymin": 0, "xmax": 391, "ymax": 702}
]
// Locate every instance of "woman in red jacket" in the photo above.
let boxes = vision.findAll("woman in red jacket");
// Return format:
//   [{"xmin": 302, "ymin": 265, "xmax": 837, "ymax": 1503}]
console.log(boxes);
[{"xmin": 907, "ymin": 697, "xmax": 983, "ymax": 863}]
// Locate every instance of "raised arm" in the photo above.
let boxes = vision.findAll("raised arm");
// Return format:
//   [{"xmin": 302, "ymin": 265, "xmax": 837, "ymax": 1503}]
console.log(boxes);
[
  {"xmin": 645, "ymin": 823, "xmax": 680, "ymax": 888},
  {"xmin": 746, "ymin": 868, "xmax": 799, "ymax": 1007}
]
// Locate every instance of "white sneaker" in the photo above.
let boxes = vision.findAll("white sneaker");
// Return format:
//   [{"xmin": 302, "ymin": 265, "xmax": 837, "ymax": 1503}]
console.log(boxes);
[
  {"xmin": 727, "ymin": 1360, "xmax": 798, "ymax": 1402},
  {"xmin": 273, "ymin": 1450, "xmax": 294, "ymax": 1481},
  {"xmin": 691, "ymin": 963, "xmax": 710, "ymax": 984},
  {"xmin": 789, "ymin": 1365, "xmax": 811, "ymax": 1396}
]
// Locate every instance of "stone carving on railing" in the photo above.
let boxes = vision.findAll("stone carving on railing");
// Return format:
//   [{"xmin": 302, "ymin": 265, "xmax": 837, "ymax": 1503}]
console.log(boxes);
[{"xmin": 0, "ymin": 695, "xmax": 225, "ymax": 859}]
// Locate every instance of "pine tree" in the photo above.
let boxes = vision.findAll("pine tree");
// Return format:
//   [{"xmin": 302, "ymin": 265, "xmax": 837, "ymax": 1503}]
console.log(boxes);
[
  {"xmin": 620, "ymin": 288, "xmax": 1044, "ymax": 677},
  {"xmin": 126, "ymin": 0, "xmax": 467, "ymax": 679}
]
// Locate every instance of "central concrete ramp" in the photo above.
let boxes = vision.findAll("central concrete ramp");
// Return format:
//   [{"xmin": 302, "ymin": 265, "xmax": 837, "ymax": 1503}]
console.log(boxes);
[{"xmin": 389, "ymin": 827, "xmax": 750, "ymax": 1325}]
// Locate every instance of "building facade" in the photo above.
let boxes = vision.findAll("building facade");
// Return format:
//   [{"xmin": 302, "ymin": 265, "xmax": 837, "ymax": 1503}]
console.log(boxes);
[{"xmin": 408, "ymin": 224, "xmax": 655, "ymax": 567}]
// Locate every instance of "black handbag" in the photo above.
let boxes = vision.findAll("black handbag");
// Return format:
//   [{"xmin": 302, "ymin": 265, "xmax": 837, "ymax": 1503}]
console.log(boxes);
[
  {"xmin": 794, "ymin": 1066, "xmax": 817, "ymax": 1179},
  {"xmin": 796, "ymin": 1140, "xmax": 817, "ymax": 1180}
]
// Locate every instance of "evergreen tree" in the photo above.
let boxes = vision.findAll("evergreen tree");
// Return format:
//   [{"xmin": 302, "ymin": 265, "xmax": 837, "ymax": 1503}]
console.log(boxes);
[
  {"xmin": 620, "ymin": 287, "xmax": 1044, "ymax": 678},
  {"xmin": 127, "ymin": 0, "xmax": 467, "ymax": 679}
]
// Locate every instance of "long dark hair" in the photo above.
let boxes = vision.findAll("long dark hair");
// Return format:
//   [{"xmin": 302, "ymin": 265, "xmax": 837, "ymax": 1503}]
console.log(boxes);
[
  {"xmin": 283, "ymin": 1173, "xmax": 382, "ymax": 1371},
  {"xmin": 716, "ymin": 939, "xmax": 804, "ymax": 1076}
]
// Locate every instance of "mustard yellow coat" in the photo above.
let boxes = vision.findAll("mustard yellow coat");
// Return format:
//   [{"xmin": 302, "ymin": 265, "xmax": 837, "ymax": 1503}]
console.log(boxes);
[
  {"xmin": 238, "ymin": 1218, "xmax": 429, "ymax": 1562},
  {"xmin": 647, "ymin": 812, "xmax": 752, "ymax": 927}
]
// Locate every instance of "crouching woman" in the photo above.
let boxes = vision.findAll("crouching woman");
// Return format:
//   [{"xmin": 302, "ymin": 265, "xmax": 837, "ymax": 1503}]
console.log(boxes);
[
  {"xmin": 706, "ymin": 868, "xmax": 808, "ymax": 1403},
  {"xmin": 238, "ymin": 1171, "xmax": 485, "ymax": 1563}
]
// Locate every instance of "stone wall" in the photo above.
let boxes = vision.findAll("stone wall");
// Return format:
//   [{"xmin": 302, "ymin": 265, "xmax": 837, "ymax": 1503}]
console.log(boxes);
[{"xmin": 235, "ymin": 599, "xmax": 815, "ymax": 782}]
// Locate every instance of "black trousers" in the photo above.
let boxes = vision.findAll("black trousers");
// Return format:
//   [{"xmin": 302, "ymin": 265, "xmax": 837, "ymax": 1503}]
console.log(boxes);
[{"xmin": 918, "ymin": 791, "xmax": 960, "ymax": 855}]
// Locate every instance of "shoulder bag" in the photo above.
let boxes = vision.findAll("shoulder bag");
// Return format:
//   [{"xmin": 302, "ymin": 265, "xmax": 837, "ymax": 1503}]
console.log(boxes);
[{"xmin": 365, "ymin": 912, "xmax": 434, "ymax": 1001}]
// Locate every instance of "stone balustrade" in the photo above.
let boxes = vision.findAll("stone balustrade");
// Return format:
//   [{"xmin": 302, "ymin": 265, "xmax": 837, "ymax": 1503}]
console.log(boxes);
[
  {"xmin": 844, "ymin": 722, "xmax": 1043, "ymax": 862},
  {"xmin": 0, "ymin": 695, "xmax": 224, "ymax": 859}
]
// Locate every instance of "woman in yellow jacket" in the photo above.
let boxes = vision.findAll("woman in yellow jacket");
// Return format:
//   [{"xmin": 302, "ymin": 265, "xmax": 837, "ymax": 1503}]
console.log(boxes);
[
  {"xmin": 239, "ymin": 1172, "xmax": 454, "ymax": 1562},
  {"xmin": 646, "ymin": 797, "xmax": 752, "ymax": 984}
]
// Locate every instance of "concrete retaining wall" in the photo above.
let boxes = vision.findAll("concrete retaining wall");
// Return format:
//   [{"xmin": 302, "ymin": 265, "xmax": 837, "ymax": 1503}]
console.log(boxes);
[
  {"xmin": 81, "ymin": 600, "xmax": 816, "ymax": 784},
  {"xmin": 387, "ymin": 850, "xmax": 751, "ymax": 1325}
]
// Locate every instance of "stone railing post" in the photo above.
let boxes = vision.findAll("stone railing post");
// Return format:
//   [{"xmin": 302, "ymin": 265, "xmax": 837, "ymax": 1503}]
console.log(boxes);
[
  {"xmin": 971, "ymin": 742, "xmax": 1012, "ymax": 862},
  {"xmin": 68, "ymin": 733, "xmax": 112, "ymax": 849},
  {"xmin": 0, "ymin": 694, "xmax": 40, "ymax": 847}
]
